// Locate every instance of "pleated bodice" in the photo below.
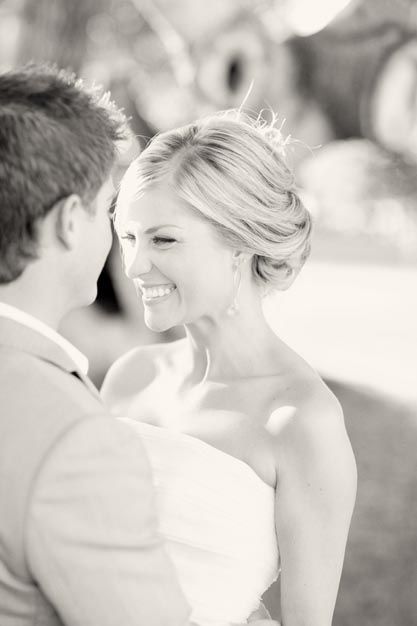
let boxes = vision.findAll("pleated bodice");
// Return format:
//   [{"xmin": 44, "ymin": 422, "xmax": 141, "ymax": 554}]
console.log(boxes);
[{"xmin": 121, "ymin": 419, "xmax": 279, "ymax": 626}]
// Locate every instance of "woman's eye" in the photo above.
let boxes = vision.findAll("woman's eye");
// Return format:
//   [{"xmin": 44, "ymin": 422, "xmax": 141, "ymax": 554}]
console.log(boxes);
[
  {"xmin": 120, "ymin": 233, "xmax": 136, "ymax": 244},
  {"xmin": 152, "ymin": 236, "xmax": 177, "ymax": 247}
]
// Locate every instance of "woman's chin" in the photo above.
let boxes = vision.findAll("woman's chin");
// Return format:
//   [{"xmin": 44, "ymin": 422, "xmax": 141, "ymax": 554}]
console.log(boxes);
[{"xmin": 144, "ymin": 314, "xmax": 176, "ymax": 333}]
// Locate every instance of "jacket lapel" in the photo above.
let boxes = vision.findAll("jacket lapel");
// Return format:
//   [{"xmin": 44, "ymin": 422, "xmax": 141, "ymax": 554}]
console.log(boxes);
[{"xmin": 0, "ymin": 318, "xmax": 100, "ymax": 399}]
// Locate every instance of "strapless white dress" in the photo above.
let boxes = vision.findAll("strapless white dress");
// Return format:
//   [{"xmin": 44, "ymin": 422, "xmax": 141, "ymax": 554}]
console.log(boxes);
[{"xmin": 121, "ymin": 419, "xmax": 279, "ymax": 626}]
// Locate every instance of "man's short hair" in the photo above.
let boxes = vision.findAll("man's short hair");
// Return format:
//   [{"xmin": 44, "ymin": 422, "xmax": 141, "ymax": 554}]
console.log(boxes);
[{"xmin": 0, "ymin": 63, "xmax": 127, "ymax": 283}]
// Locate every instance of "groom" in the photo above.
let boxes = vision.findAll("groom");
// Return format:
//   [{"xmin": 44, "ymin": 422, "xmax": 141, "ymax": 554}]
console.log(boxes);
[
  {"xmin": 0, "ymin": 63, "xmax": 192, "ymax": 626},
  {"xmin": 0, "ymin": 63, "xmax": 277, "ymax": 626}
]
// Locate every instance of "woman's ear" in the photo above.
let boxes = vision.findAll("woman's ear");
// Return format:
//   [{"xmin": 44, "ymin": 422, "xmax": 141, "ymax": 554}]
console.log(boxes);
[
  {"xmin": 231, "ymin": 250, "xmax": 251, "ymax": 267},
  {"xmin": 53, "ymin": 194, "xmax": 84, "ymax": 250}
]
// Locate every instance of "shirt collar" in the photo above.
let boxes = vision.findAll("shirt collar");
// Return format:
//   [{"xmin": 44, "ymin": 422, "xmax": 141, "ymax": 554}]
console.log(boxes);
[{"xmin": 0, "ymin": 303, "xmax": 89, "ymax": 375}]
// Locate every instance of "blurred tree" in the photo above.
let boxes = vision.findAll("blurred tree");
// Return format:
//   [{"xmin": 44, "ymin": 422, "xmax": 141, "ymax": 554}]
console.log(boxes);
[
  {"xmin": 288, "ymin": 0, "xmax": 417, "ymax": 161},
  {"xmin": 17, "ymin": 0, "xmax": 100, "ymax": 71},
  {"xmin": 16, "ymin": 0, "xmax": 155, "ymax": 145}
]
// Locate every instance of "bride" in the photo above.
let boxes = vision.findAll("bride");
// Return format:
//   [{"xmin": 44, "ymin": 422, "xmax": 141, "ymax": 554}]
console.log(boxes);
[{"xmin": 101, "ymin": 111, "xmax": 357, "ymax": 626}]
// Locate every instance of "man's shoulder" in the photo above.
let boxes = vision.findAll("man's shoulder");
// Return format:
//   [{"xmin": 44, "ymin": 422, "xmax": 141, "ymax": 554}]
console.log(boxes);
[
  {"xmin": 0, "ymin": 344, "xmax": 105, "ymax": 416},
  {"xmin": 0, "ymin": 345, "xmax": 110, "ymax": 465},
  {"xmin": 0, "ymin": 346, "xmax": 118, "ymax": 580}
]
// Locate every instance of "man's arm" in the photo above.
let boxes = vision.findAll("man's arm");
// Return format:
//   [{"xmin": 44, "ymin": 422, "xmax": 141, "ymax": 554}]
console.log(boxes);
[{"xmin": 25, "ymin": 416, "xmax": 191, "ymax": 626}]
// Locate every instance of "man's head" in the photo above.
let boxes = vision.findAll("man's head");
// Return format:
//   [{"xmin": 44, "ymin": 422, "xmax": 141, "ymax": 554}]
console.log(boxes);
[{"xmin": 0, "ymin": 63, "xmax": 126, "ymax": 314}]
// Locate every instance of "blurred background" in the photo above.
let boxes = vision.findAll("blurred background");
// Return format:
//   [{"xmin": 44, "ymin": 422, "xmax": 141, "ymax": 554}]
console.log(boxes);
[{"xmin": 2, "ymin": 0, "xmax": 416, "ymax": 623}]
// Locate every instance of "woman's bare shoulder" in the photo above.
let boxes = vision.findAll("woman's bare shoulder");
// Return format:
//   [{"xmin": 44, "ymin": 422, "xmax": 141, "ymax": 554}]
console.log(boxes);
[
  {"xmin": 267, "ymin": 370, "xmax": 357, "ymax": 491},
  {"xmin": 101, "ymin": 339, "xmax": 184, "ymax": 405},
  {"xmin": 268, "ymin": 366, "xmax": 351, "ymax": 456},
  {"xmin": 268, "ymin": 337, "xmax": 342, "ymax": 418},
  {"xmin": 290, "ymin": 370, "xmax": 344, "ymax": 419}
]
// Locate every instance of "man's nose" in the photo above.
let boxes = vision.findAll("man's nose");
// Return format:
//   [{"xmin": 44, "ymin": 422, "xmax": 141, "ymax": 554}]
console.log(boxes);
[{"xmin": 124, "ymin": 246, "xmax": 153, "ymax": 279}]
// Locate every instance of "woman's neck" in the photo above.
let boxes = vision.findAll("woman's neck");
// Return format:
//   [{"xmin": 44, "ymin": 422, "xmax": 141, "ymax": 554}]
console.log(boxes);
[{"xmin": 183, "ymin": 299, "xmax": 282, "ymax": 384}]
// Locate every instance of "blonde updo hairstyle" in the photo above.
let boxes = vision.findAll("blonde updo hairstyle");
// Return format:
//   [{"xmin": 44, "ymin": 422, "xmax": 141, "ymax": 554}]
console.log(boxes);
[{"xmin": 118, "ymin": 111, "xmax": 312, "ymax": 292}]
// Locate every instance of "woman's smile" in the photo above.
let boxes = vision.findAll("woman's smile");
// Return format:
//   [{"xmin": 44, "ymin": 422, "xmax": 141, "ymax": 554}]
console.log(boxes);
[{"xmin": 140, "ymin": 283, "xmax": 177, "ymax": 305}]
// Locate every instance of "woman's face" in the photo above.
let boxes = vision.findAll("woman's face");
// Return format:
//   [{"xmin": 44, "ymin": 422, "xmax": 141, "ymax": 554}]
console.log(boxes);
[{"xmin": 116, "ymin": 182, "xmax": 236, "ymax": 332}]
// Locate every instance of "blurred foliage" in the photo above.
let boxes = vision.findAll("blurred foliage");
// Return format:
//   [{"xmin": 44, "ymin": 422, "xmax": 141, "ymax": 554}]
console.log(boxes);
[
  {"xmin": 4, "ymin": 0, "xmax": 416, "ymax": 259},
  {"xmin": 300, "ymin": 140, "xmax": 417, "ymax": 260}
]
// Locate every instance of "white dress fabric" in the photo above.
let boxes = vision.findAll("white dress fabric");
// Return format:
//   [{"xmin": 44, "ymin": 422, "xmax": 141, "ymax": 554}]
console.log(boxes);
[{"xmin": 121, "ymin": 419, "xmax": 279, "ymax": 626}]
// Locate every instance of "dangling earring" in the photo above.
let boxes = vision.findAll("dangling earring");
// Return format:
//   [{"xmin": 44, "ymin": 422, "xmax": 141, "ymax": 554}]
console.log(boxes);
[{"xmin": 226, "ymin": 261, "xmax": 242, "ymax": 316}]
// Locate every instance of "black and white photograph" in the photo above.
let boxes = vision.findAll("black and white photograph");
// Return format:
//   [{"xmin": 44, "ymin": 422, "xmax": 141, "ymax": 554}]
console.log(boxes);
[{"xmin": 0, "ymin": 1, "xmax": 416, "ymax": 625}]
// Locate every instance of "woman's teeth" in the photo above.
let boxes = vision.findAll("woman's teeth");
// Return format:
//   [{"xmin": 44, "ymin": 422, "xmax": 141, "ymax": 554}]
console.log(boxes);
[{"xmin": 142, "ymin": 285, "xmax": 176, "ymax": 300}]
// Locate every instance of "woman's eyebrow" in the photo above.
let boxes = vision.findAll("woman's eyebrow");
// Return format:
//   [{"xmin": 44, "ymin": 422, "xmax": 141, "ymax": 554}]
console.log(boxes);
[
  {"xmin": 144, "ymin": 225, "xmax": 184, "ymax": 234},
  {"xmin": 117, "ymin": 221, "xmax": 184, "ymax": 233}
]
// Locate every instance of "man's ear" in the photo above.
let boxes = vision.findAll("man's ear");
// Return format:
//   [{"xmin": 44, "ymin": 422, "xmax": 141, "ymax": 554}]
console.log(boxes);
[{"xmin": 54, "ymin": 194, "xmax": 84, "ymax": 250}]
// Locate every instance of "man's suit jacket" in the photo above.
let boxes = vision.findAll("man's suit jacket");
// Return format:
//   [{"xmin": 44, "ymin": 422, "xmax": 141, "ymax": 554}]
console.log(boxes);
[{"xmin": 0, "ymin": 318, "xmax": 190, "ymax": 626}]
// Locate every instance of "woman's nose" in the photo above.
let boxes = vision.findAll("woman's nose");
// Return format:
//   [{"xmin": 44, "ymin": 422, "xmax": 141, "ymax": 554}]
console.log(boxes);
[{"xmin": 124, "ymin": 246, "xmax": 153, "ymax": 279}]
